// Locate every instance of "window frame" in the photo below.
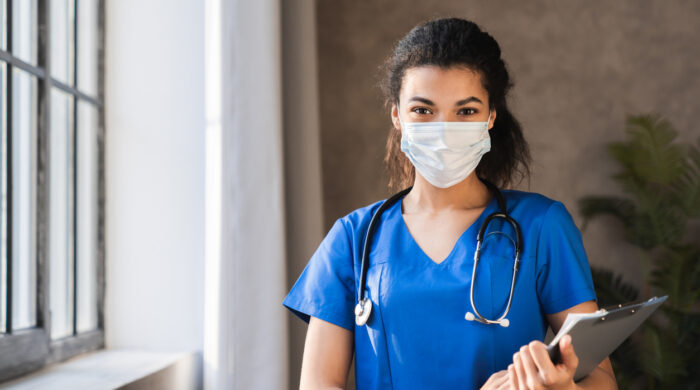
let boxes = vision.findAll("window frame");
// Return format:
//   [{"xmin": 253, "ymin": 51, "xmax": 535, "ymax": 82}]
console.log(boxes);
[{"xmin": 0, "ymin": 0, "xmax": 105, "ymax": 381}]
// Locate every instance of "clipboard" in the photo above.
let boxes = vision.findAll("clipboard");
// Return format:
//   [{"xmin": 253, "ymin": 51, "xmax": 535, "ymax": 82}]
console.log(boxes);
[{"xmin": 547, "ymin": 295, "xmax": 667, "ymax": 381}]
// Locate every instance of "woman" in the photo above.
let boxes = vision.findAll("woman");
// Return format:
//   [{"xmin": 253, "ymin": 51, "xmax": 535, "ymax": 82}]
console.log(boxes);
[{"xmin": 283, "ymin": 18, "xmax": 617, "ymax": 390}]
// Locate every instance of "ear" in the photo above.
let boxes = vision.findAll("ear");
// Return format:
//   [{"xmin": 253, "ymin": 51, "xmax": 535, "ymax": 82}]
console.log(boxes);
[
  {"xmin": 488, "ymin": 108, "xmax": 497, "ymax": 130},
  {"xmin": 391, "ymin": 103, "xmax": 401, "ymax": 130}
]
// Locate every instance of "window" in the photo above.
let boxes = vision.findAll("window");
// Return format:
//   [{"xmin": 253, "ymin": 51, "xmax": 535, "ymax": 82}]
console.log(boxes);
[{"xmin": 0, "ymin": 0, "xmax": 104, "ymax": 381}]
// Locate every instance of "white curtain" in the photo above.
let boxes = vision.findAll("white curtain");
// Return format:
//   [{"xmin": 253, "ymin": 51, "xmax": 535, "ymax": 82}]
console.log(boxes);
[{"xmin": 204, "ymin": 0, "xmax": 289, "ymax": 388}]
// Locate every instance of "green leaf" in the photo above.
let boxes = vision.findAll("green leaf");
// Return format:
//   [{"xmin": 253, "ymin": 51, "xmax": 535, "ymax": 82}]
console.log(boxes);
[
  {"xmin": 577, "ymin": 196, "xmax": 635, "ymax": 232},
  {"xmin": 641, "ymin": 325, "xmax": 687, "ymax": 386},
  {"xmin": 651, "ymin": 245, "xmax": 700, "ymax": 311},
  {"xmin": 591, "ymin": 266, "xmax": 639, "ymax": 307},
  {"xmin": 673, "ymin": 137, "xmax": 700, "ymax": 216},
  {"xmin": 623, "ymin": 115, "xmax": 686, "ymax": 185}
]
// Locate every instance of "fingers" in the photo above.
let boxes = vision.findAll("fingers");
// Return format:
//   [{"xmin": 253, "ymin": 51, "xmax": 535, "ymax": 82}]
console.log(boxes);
[
  {"xmin": 519, "ymin": 345, "xmax": 543, "ymax": 389},
  {"xmin": 492, "ymin": 371, "xmax": 510, "ymax": 389},
  {"xmin": 519, "ymin": 346, "xmax": 538, "ymax": 383},
  {"xmin": 482, "ymin": 371, "xmax": 497, "ymax": 386},
  {"xmin": 513, "ymin": 350, "xmax": 529, "ymax": 389},
  {"xmin": 508, "ymin": 339, "xmax": 579, "ymax": 389},
  {"xmin": 495, "ymin": 373, "xmax": 512, "ymax": 390},
  {"xmin": 528, "ymin": 340, "xmax": 556, "ymax": 384},
  {"xmin": 481, "ymin": 370, "xmax": 508, "ymax": 389},
  {"xmin": 508, "ymin": 364, "xmax": 519, "ymax": 390},
  {"xmin": 559, "ymin": 335, "xmax": 579, "ymax": 373}
]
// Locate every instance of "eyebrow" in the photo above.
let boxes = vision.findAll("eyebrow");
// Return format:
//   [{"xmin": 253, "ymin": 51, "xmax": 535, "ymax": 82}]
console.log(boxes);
[{"xmin": 407, "ymin": 96, "xmax": 484, "ymax": 106}]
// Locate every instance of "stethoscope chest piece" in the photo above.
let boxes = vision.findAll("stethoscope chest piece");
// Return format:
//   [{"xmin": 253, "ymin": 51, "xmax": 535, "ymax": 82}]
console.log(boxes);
[
  {"xmin": 355, "ymin": 299, "xmax": 372, "ymax": 326},
  {"xmin": 465, "ymin": 311, "xmax": 511, "ymax": 327}
]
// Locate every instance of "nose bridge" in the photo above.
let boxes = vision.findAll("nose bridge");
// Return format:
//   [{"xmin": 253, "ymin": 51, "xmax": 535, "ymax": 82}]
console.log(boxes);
[
  {"xmin": 437, "ymin": 105, "xmax": 457, "ymax": 122},
  {"xmin": 434, "ymin": 107, "xmax": 491, "ymax": 123},
  {"xmin": 435, "ymin": 111, "xmax": 455, "ymax": 122}
]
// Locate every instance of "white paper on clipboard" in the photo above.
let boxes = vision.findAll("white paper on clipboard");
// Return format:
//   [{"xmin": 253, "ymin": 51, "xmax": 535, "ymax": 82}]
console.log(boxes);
[{"xmin": 547, "ymin": 295, "xmax": 668, "ymax": 381}]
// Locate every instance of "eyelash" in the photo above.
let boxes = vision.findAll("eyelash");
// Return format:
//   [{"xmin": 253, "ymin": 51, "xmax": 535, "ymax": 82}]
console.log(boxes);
[{"xmin": 410, "ymin": 107, "xmax": 478, "ymax": 115}]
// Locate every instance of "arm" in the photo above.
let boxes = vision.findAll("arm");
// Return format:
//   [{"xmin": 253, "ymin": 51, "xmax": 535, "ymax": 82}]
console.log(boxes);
[
  {"xmin": 300, "ymin": 316, "xmax": 354, "ymax": 390},
  {"xmin": 508, "ymin": 300, "xmax": 618, "ymax": 390}
]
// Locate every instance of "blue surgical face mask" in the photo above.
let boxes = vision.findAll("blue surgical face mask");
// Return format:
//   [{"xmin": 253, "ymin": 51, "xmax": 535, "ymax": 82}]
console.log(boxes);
[{"xmin": 398, "ymin": 108, "xmax": 492, "ymax": 188}]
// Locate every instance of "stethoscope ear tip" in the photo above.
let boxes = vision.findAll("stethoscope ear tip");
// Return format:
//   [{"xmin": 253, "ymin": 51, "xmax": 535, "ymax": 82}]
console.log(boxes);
[{"xmin": 464, "ymin": 312, "xmax": 476, "ymax": 321}]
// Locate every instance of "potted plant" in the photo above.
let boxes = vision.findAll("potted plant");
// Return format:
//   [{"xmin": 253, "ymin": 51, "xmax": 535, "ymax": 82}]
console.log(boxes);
[{"xmin": 578, "ymin": 114, "xmax": 700, "ymax": 389}]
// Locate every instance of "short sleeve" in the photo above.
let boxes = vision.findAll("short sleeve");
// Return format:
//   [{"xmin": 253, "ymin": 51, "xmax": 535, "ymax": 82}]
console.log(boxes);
[
  {"xmin": 282, "ymin": 218, "xmax": 356, "ymax": 331},
  {"xmin": 536, "ymin": 201, "xmax": 597, "ymax": 315}
]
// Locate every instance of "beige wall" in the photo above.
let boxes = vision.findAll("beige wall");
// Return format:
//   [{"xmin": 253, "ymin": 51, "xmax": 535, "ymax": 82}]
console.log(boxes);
[{"xmin": 316, "ymin": 0, "xmax": 699, "ymax": 287}]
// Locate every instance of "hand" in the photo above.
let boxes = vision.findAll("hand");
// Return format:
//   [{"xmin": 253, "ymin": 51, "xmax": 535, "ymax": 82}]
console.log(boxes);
[
  {"xmin": 508, "ymin": 335, "xmax": 579, "ymax": 390},
  {"xmin": 481, "ymin": 369, "xmax": 511, "ymax": 390}
]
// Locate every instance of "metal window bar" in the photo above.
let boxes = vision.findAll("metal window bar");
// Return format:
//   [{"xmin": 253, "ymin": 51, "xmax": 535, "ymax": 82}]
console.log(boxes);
[
  {"xmin": 0, "ymin": 0, "xmax": 105, "ymax": 381},
  {"xmin": 71, "ymin": 0, "xmax": 77, "ymax": 338},
  {"xmin": 5, "ymin": 0, "xmax": 14, "ymax": 338},
  {"xmin": 0, "ymin": 51, "xmax": 101, "ymax": 107}
]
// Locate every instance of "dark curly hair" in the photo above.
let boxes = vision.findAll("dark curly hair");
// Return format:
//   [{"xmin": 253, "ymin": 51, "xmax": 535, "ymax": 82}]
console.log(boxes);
[{"xmin": 380, "ymin": 17, "xmax": 531, "ymax": 191}]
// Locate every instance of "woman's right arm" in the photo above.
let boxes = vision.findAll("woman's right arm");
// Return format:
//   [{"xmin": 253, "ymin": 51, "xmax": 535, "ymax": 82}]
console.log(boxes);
[{"xmin": 300, "ymin": 316, "xmax": 354, "ymax": 390}]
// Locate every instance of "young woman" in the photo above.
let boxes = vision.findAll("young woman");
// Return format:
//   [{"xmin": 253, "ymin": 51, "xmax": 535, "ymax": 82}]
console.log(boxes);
[{"xmin": 283, "ymin": 18, "xmax": 617, "ymax": 390}]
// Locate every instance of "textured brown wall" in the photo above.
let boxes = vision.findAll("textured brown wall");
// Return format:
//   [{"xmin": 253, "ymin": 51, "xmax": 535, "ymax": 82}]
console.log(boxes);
[{"xmin": 315, "ymin": 0, "xmax": 700, "ymax": 289}]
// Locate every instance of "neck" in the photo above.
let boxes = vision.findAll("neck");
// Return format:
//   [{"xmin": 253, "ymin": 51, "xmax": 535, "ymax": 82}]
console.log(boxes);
[{"xmin": 403, "ymin": 173, "xmax": 492, "ymax": 214}]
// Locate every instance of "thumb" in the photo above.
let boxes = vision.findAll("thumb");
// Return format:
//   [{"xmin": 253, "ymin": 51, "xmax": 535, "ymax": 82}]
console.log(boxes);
[{"xmin": 559, "ymin": 334, "xmax": 579, "ymax": 372}]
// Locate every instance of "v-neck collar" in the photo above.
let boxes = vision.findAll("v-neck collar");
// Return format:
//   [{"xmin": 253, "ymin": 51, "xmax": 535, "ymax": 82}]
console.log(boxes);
[{"xmin": 392, "ymin": 192, "xmax": 499, "ymax": 267}]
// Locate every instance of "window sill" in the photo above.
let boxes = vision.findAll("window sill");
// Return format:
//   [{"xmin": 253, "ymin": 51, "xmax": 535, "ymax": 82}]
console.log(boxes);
[{"xmin": 0, "ymin": 349, "xmax": 201, "ymax": 390}]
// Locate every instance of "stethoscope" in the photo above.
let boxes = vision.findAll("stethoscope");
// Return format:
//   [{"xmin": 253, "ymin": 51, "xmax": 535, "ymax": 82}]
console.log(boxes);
[{"xmin": 354, "ymin": 178, "xmax": 523, "ymax": 328}]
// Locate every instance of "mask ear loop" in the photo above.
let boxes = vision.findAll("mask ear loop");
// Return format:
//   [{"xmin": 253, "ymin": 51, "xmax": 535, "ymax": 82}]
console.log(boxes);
[{"xmin": 396, "ymin": 102, "xmax": 405, "ymax": 131}]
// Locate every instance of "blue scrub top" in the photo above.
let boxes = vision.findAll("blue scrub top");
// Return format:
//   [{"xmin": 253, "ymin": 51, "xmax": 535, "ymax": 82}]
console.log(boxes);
[{"xmin": 282, "ymin": 189, "xmax": 597, "ymax": 389}]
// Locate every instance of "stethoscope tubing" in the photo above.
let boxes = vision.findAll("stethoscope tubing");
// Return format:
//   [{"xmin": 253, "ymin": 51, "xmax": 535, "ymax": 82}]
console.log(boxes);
[
  {"xmin": 355, "ymin": 178, "xmax": 522, "ymax": 327},
  {"xmin": 357, "ymin": 187, "xmax": 412, "ymax": 304}
]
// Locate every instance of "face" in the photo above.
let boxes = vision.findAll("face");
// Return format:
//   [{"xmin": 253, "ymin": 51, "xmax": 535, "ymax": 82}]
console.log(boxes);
[{"xmin": 391, "ymin": 65, "xmax": 496, "ymax": 129}]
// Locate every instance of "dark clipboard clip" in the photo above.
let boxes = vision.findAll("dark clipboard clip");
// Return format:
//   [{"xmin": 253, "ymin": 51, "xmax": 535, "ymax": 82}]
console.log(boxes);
[{"xmin": 594, "ymin": 298, "xmax": 652, "ymax": 324}]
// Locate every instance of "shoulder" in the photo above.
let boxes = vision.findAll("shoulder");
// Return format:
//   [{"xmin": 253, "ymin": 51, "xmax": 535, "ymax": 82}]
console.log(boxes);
[
  {"xmin": 308, "ymin": 198, "xmax": 391, "ymax": 266},
  {"xmin": 499, "ymin": 188, "xmax": 580, "ymax": 238},
  {"xmin": 501, "ymin": 188, "xmax": 572, "ymax": 218},
  {"xmin": 335, "ymin": 198, "xmax": 386, "ymax": 236},
  {"xmin": 501, "ymin": 188, "xmax": 557, "ymax": 211}
]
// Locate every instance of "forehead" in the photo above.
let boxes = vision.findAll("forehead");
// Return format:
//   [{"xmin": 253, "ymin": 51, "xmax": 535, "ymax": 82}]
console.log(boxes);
[{"xmin": 400, "ymin": 65, "xmax": 487, "ymax": 102}]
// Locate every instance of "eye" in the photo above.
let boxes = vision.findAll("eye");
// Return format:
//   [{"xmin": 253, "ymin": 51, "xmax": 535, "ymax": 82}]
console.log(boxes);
[
  {"xmin": 458, "ymin": 107, "xmax": 478, "ymax": 115},
  {"xmin": 411, "ymin": 107, "xmax": 433, "ymax": 115}
]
